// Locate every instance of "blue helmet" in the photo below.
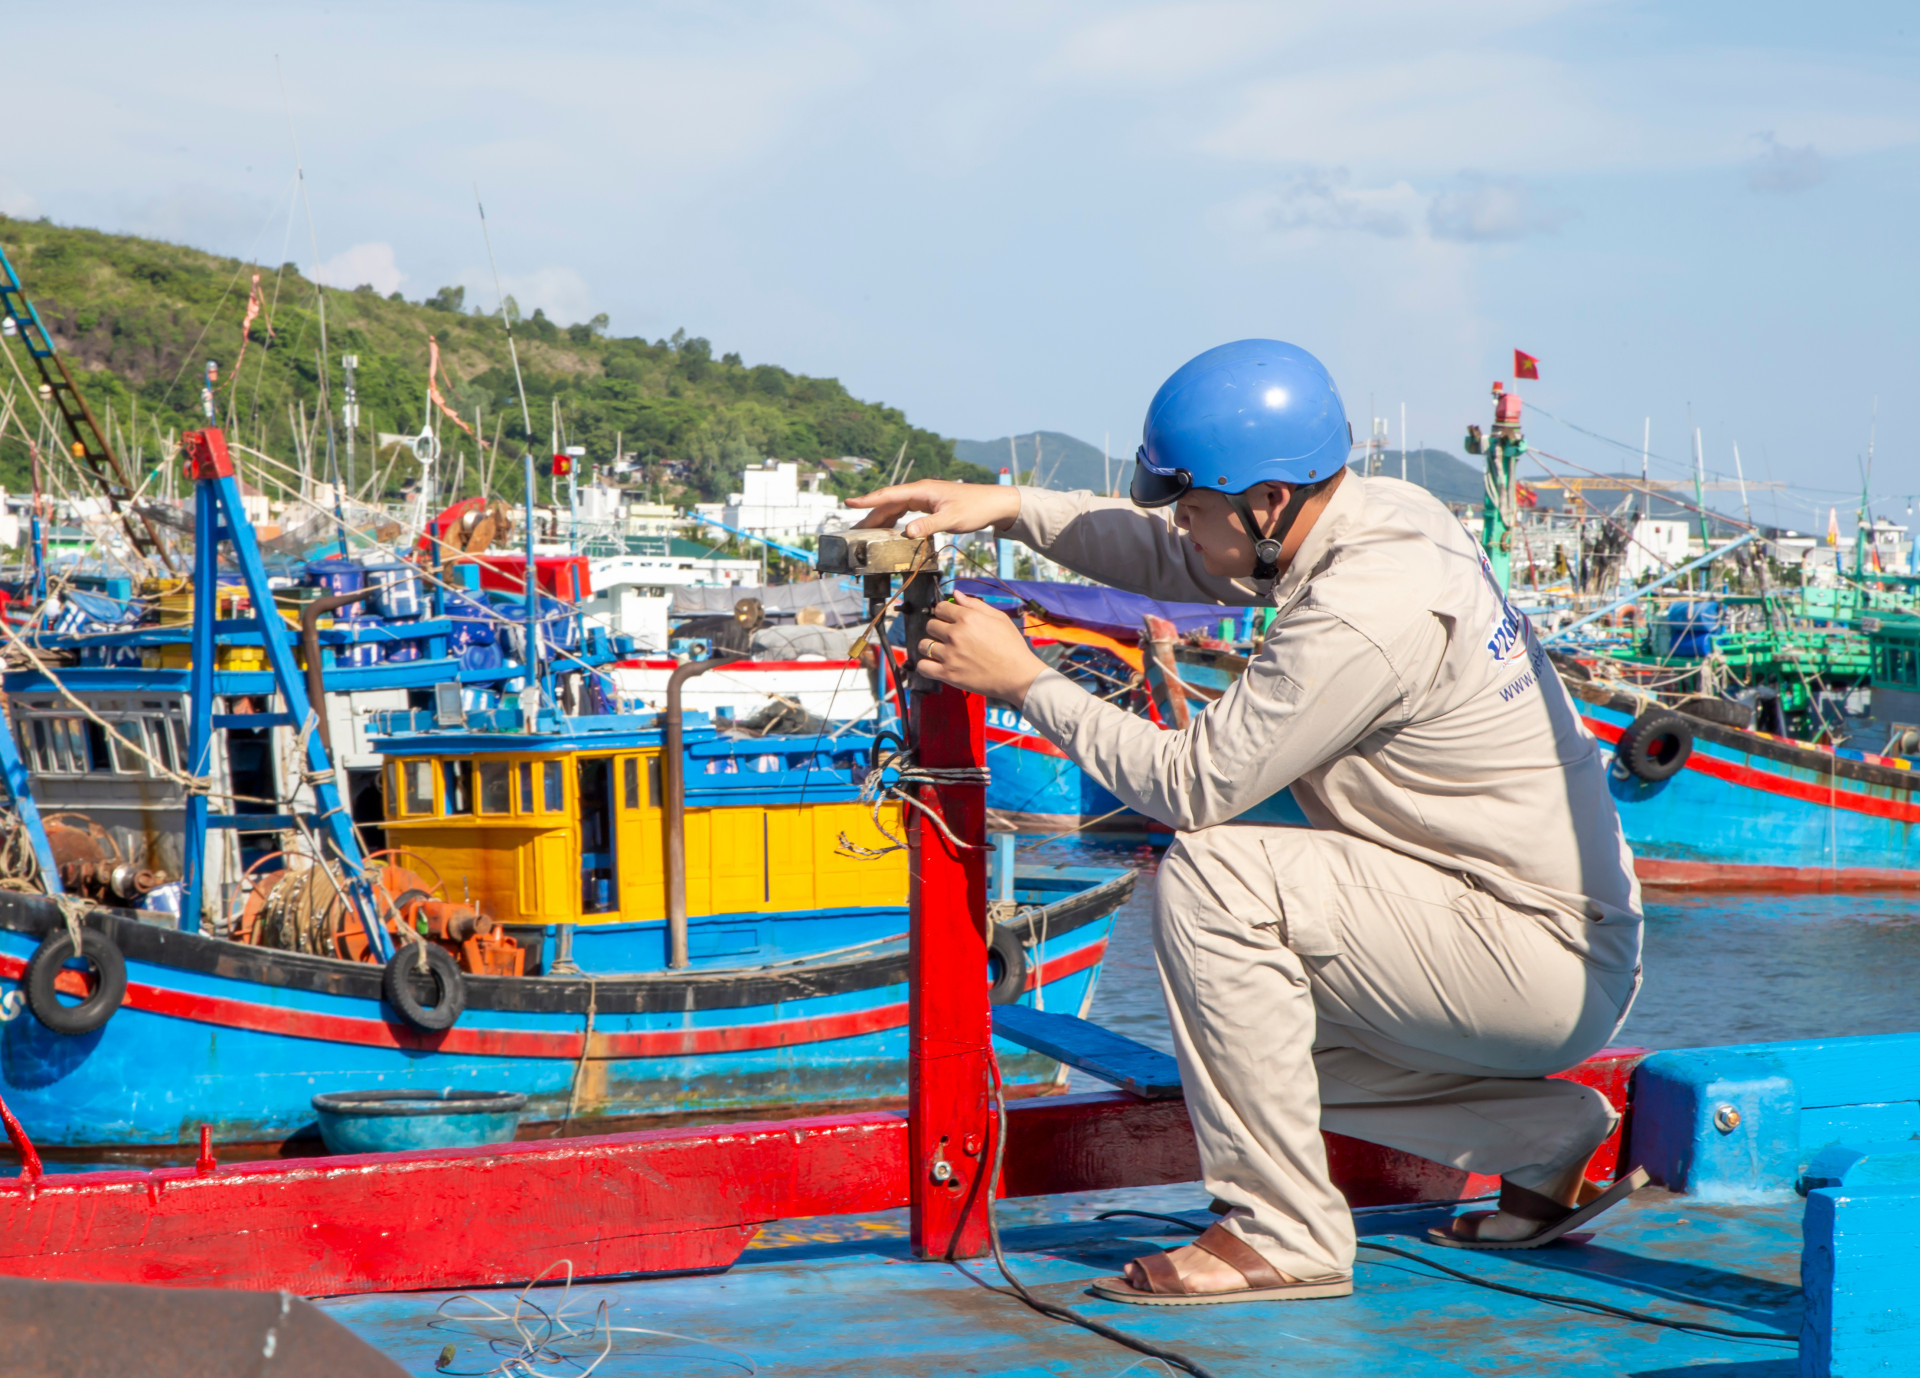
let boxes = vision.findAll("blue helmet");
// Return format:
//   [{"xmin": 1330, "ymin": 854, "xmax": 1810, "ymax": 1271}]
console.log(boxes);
[{"xmin": 1131, "ymin": 339, "xmax": 1351, "ymax": 509}]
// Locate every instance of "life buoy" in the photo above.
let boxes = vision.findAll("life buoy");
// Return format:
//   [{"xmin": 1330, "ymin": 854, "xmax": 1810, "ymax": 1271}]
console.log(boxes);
[
  {"xmin": 1616, "ymin": 711, "xmax": 1694, "ymax": 783},
  {"xmin": 25, "ymin": 923, "xmax": 127, "ymax": 1036},
  {"xmin": 987, "ymin": 925, "xmax": 1027, "ymax": 1006},
  {"xmin": 381, "ymin": 942, "xmax": 466, "ymax": 1032}
]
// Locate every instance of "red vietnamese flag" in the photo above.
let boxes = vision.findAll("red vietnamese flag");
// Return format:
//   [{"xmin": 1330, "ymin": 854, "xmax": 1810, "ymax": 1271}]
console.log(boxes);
[{"xmin": 1514, "ymin": 349, "xmax": 1539, "ymax": 380}]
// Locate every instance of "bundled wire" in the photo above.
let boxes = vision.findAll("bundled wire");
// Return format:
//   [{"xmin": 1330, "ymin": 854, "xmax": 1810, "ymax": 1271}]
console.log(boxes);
[
  {"xmin": 431, "ymin": 1259, "xmax": 757, "ymax": 1378},
  {"xmin": 835, "ymin": 752, "xmax": 989, "ymax": 858}
]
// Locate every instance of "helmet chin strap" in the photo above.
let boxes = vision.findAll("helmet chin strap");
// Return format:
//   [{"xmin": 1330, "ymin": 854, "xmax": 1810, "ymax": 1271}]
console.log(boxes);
[{"xmin": 1227, "ymin": 482, "xmax": 1323, "ymax": 582}]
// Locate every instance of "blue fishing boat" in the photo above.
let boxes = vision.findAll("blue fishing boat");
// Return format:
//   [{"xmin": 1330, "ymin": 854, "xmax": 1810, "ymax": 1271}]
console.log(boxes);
[
  {"xmin": 985, "ymin": 702, "xmax": 1152, "ymax": 833},
  {"xmin": 1137, "ymin": 626, "xmax": 1920, "ymax": 887},
  {"xmin": 0, "ymin": 433, "xmax": 1130, "ymax": 1154},
  {"xmin": 1566, "ymin": 674, "xmax": 1920, "ymax": 887},
  {"xmin": 0, "ymin": 835, "xmax": 1126, "ymax": 1153}
]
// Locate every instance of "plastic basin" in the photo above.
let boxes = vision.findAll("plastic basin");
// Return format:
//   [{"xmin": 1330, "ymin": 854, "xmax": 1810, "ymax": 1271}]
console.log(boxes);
[{"xmin": 310, "ymin": 1089, "xmax": 527, "ymax": 1155}]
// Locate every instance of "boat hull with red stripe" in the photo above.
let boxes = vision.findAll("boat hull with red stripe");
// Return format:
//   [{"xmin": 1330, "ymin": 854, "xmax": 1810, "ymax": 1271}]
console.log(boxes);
[
  {"xmin": 1569, "ymin": 680, "xmax": 1920, "ymax": 888},
  {"xmin": 0, "ymin": 869, "xmax": 1130, "ymax": 1155}
]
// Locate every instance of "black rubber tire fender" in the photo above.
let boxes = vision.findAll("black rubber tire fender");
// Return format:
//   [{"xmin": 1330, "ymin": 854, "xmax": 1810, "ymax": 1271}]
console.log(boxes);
[
  {"xmin": 381, "ymin": 942, "xmax": 466, "ymax": 1032},
  {"xmin": 1616, "ymin": 710, "xmax": 1694, "ymax": 783},
  {"xmin": 986, "ymin": 924, "xmax": 1028, "ymax": 1006},
  {"xmin": 25, "ymin": 923, "xmax": 128, "ymax": 1036},
  {"xmin": 1675, "ymin": 695, "xmax": 1753, "ymax": 730}
]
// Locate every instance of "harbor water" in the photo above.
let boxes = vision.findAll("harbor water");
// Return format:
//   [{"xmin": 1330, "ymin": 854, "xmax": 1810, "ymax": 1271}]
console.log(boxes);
[
  {"xmin": 756, "ymin": 826, "xmax": 1920, "ymax": 1247},
  {"xmin": 1032, "ymin": 831, "xmax": 1920, "ymax": 1064}
]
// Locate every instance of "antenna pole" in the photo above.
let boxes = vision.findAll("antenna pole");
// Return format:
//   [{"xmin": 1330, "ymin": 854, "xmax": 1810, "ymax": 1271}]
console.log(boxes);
[{"xmin": 475, "ymin": 186, "xmax": 535, "ymax": 447}]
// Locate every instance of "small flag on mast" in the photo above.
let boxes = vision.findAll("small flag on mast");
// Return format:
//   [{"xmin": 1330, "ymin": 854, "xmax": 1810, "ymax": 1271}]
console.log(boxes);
[
  {"xmin": 1513, "ymin": 350, "xmax": 1539, "ymax": 380},
  {"xmin": 1827, "ymin": 507, "xmax": 1840, "ymax": 546}
]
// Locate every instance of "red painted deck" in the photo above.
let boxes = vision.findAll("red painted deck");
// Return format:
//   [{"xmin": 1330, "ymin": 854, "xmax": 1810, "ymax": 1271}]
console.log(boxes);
[{"xmin": 0, "ymin": 1048, "xmax": 1643, "ymax": 1296}]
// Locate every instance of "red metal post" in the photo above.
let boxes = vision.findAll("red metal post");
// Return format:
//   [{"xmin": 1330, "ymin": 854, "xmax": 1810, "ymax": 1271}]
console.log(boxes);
[{"xmin": 906, "ymin": 681, "xmax": 992, "ymax": 1260}]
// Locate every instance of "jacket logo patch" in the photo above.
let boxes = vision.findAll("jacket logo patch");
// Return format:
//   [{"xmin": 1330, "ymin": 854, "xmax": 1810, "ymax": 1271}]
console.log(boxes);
[
  {"xmin": 1476, "ymin": 549, "xmax": 1533, "ymax": 664},
  {"xmin": 1486, "ymin": 601, "xmax": 1529, "ymax": 663}
]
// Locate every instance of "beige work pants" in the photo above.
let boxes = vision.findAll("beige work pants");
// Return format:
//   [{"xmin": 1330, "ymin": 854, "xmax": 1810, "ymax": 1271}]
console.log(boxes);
[{"xmin": 1154, "ymin": 825, "xmax": 1642, "ymax": 1282}]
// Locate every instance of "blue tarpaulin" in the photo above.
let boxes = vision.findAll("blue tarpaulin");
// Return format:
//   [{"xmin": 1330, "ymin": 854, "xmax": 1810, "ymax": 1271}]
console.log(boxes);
[{"xmin": 955, "ymin": 578, "xmax": 1235, "ymax": 641}]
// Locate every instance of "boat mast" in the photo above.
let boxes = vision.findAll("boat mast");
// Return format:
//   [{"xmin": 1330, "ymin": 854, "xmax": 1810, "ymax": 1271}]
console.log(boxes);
[{"xmin": 1464, "ymin": 381, "xmax": 1526, "ymax": 593}]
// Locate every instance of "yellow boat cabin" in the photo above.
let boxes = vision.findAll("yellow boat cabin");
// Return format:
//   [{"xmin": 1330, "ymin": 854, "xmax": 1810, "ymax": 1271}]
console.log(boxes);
[{"xmin": 368, "ymin": 709, "xmax": 907, "ymax": 973}]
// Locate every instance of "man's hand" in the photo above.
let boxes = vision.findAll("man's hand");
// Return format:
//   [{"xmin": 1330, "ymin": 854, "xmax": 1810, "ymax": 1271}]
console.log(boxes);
[
  {"xmin": 915, "ymin": 593, "xmax": 1046, "ymax": 707},
  {"xmin": 847, "ymin": 479, "xmax": 1020, "ymax": 539}
]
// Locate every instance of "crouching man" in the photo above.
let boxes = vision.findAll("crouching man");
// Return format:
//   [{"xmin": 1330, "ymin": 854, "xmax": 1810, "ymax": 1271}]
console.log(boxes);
[{"xmin": 849, "ymin": 339, "xmax": 1644, "ymax": 1305}]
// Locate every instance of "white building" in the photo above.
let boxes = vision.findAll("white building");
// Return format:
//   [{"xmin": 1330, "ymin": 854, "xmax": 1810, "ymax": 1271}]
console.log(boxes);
[
  {"xmin": 1622, "ymin": 518, "xmax": 1693, "ymax": 582},
  {"xmin": 706, "ymin": 460, "xmax": 856, "ymax": 542},
  {"xmin": 623, "ymin": 502, "xmax": 681, "ymax": 536}
]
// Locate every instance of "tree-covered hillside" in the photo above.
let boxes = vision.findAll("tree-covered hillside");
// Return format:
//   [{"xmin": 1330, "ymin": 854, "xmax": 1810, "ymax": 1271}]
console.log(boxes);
[{"xmin": 0, "ymin": 215, "xmax": 986, "ymax": 503}]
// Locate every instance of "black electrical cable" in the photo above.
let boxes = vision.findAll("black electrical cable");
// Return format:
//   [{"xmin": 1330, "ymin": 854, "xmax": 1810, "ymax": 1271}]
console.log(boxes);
[
  {"xmin": 1092, "ymin": 1211, "xmax": 1793, "ymax": 1345},
  {"xmin": 983, "ymin": 1051, "xmax": 1222, "ymax": 1378},
  {"xmin": 1352, "ymin": 1241, "xmax": 1793, "ymax": 1343}
]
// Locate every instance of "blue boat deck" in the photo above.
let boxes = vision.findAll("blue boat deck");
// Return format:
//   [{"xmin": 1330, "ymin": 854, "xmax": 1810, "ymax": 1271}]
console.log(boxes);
[{"xmin": 319, "ymin": 1186, "xmax": 1801, "ymax": 1376}]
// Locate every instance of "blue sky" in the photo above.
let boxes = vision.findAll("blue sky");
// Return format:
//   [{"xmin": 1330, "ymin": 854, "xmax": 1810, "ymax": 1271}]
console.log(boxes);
[{"xmin": 7, "ymin": 1, "xmax": 1918, "ymax": 531}]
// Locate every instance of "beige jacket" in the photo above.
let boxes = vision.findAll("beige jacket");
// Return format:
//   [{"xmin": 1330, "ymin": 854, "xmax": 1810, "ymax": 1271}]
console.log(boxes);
[{"xmin": 1008, "ymin": 473, "xmax": 1642, "ymax": 950}]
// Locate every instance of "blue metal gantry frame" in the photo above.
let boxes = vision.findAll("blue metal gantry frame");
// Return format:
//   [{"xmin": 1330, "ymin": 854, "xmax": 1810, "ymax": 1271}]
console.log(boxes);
[
  {"xmin": 177, "ymin": 428, "xmax": 392, "ymax": 959},
  {"xmin": 0, "ymin": 238, "xmax": 171, "ymax": 569}
]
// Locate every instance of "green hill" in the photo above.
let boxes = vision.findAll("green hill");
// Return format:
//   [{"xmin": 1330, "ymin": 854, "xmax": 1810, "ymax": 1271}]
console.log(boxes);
[
  {"xmin": 952, "ymin": 431, "xmax": 1124, "ymax": 494},
  {"xmin": 0, "ymin": 215, "xmax": 985, "ymax": 505}
]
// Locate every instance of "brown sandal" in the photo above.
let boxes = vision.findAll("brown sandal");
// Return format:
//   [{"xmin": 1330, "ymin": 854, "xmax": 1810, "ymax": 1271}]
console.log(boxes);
[
  {"xmin": 1089, "ymin": 1223, "xmax": 1354, "ymax": 1306},
  {"xmin": 1429, "ymin": 1166, "xmax": 1649, "ymax": 1251}
]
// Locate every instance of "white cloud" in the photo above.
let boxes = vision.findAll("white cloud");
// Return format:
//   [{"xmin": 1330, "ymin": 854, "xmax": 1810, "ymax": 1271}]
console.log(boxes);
[
  {"xmin": 1256, "ymin": 168, "xmax": 1424, "ymax": 238},
  {"xmin": 311, "ymin": 242, "xmax": 405, "ymax": 295},
  {"xmin": 1747, "ymin": 132, "xmax": 1827, "ymax": 194},
  {"xmin": 1225, "ymin": 169, "xmax": 1563, "ymax": 246},
  {"xmin": 1428, "ymin": 175, "xmax": 1569, "ymax": 242}
]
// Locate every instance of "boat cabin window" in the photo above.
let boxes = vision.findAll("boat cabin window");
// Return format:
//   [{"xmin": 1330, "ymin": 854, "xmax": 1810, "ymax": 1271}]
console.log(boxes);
[
  {"xmin": 622, "ymin": 756, "xmax": 640, "ymax": 810},
  {"xmin": 479, "ymin": 761, "xmax": 512, "ymax": 814},
  {"xmin": 543, "ymin": 761, "xmax": 565, "ymax": 812},
  {"xmin": 27, "ymin": 717, "xmax": 108, "ymax": 776},
  {"xmin": 403, "ymin": 760, "xmax": 434, "ymax": 814},
  {"xmin": 107, "ymin": 722, "xmax": 145, "ymax": 775},
  {"xmin": 649, "ymin": 756, "xmax": 661, "ymax": 807},
  {"xmin": 519, "ymin": 762, "xmax": 535, "ymax": 813},
  {"xmin": 442, "ymin": 760, "xmax": 473, "ymax": 815},
  {"xmin": 83, "ymin": 722, "xmax": 112, "ymax": 774},
  {"xmin": 153, "ymin": 718, "xmax": 178, "ymax": 773},
  {"xmin": 27, "ymin": 721, "xmax": 51, "ymax": 773}
]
